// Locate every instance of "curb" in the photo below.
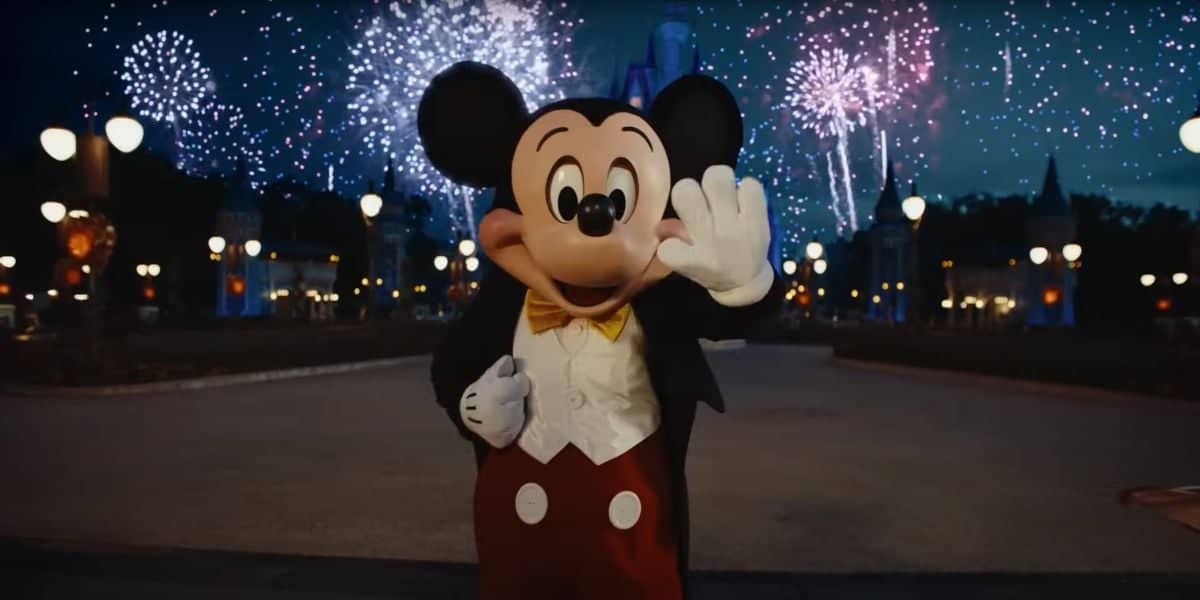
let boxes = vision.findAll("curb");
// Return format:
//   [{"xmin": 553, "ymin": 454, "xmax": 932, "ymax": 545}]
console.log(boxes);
[
  {"xmin": 0, "ymin": 355, "xmax": 429, "ymax": 398},
  {"xmin": 830, "ymin": 355, "xmax": 1198, "ymax": 409}
]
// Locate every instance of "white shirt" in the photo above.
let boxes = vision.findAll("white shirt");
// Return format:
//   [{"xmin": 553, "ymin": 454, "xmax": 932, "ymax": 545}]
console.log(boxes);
[{"xmin": 513, "ymin": 307, "xmax": 660, "ymax": 465}]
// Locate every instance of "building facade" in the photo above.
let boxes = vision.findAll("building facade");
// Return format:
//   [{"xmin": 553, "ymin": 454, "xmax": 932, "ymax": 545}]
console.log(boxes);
[{"xmin": 866, "ymin": 162, "xmax": 912, "ymax": 323}]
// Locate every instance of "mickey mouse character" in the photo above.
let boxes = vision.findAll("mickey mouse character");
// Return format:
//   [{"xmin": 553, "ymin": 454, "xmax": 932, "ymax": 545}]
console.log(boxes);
[{"xmin": 423, "ymin": 62, "xmax": 781, "ymax": 599}]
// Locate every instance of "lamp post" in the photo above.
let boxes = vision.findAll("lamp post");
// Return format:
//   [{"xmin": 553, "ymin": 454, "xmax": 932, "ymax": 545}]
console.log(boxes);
[
  {"xmin": 1180, "ymin": 90, "xmax": 1200, "ymax": 154},
  {"xmin": 902, "ymin": 181, "xmax": 926, "ymax": 325},
  {"xmin": 0, "ymin": 256, "xmax": 14, "ymax": 303},
  {"xmin": 360, "ymin": 182, "xmax": 383, "ymax": 319},
  {"xmin": 434, "ymin": 234, "xmax": 479, "ymax": 316},
  {"xmin": 208, "ymin": 236, "xmax": 260, "ymax": 317}
]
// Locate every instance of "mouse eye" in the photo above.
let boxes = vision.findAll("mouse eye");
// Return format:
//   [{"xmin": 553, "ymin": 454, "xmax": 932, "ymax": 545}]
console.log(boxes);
[
  {"xmin": 606, "ymin": 160, "xmax": 637, "ymax": 222},
  {"xmin": 547, "ymin": 159, "xmax": 582, "ymax": 223}
]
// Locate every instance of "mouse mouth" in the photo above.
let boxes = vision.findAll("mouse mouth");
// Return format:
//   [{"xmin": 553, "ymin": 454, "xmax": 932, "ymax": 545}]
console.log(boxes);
[{"xmin": 555, "ymin": 280, "xmax": 618, "ymax": 307}]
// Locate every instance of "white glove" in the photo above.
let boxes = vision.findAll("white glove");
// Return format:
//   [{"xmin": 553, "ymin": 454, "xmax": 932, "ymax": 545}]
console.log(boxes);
[
  {"xmin": 460, "ymin": 355, "xmax": 529, "ymax": 449},
  {"xmin": 657, "ymin": 165, "xmax": 774, "ymax": 307}
]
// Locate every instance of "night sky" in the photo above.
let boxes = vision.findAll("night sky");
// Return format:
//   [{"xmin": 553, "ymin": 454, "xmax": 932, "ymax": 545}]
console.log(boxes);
[{"xmin": 2, "ymin": 0, "xmax": 1197, "ymax": 241}]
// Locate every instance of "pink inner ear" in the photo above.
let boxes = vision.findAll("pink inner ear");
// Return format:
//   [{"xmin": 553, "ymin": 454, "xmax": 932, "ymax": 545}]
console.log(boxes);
[{"xmin": 480, "ymin": 209, "xmax": 524, "ymax": 255}]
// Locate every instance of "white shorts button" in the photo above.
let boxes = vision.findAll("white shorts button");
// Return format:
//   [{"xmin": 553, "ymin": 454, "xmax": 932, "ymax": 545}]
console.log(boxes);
[
  {"xmin": 608, "ymin": 490, "xmax": 642, "ymax": 530},
  {"xmin": 514, "ymin": 483, "xmax": 548, "ymax": 525}
]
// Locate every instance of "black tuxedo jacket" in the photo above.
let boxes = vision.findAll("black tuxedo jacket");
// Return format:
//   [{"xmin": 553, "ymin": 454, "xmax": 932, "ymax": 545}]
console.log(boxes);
[{"xmin": 430, "ymin": 266, "xmax": 782, "ymax": 580}]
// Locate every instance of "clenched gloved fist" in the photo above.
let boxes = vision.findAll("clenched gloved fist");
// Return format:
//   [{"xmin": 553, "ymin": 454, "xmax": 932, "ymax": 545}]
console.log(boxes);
[{"xmin": 460, "ymin": 355, "xmax": 529, "ymax": 449}]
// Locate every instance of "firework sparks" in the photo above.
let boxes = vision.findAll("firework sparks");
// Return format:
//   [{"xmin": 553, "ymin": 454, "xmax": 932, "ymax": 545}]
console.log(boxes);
[
  {"xmin": 121, "ymin": 30, "xmax": 214, "ymax": 131},
  {"xmin": 345, "ymin": 0, "xmax": 580, "ymax": 238},
  {"xmin": 178, "ymin": 101, "xmax": 265, "ymax": 189}
]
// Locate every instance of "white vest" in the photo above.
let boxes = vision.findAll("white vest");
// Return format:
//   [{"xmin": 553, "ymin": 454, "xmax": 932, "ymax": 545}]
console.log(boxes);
[{"xmin": 513, "ymin": 308, "xmax": 660, "ymax": 465}]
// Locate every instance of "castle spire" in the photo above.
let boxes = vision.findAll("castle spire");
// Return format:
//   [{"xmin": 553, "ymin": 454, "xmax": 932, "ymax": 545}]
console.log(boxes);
[
  {"xmin": 1035, "ymin": 154, "xmax": 1068, "ymax": 216},
  {"xmin": 874, "ymin": 160, "xmax": 904, "ymax": 224}
]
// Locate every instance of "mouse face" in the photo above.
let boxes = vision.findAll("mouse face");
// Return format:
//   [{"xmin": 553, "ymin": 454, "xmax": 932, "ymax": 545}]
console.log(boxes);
[{"xmin": 418, "ymin": 62, "xmax": 742, "ymax": 318}]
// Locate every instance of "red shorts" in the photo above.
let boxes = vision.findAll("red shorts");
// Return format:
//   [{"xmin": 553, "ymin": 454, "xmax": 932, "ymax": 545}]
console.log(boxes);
[{"xmin": 473, "ymin": 430, "xmax": 681, "ymax": 600}]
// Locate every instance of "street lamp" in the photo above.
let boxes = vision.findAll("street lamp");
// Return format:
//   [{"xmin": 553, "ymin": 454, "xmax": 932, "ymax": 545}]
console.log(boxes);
[
  {"xmin": 104, "ymin": 115, "xmax": 144, "ymax": 153},
  {"xmin": 901, "ymin": 182, "xmax": 926, "ymax": 222},
  {"xmin": 39, "ymin": 126, "xmax": 77, "ymax": 161},
  {"xmin": 781, "ymin": 259, "xmax": 798, "ymax": 276},
  {"xmin": 359, "ymin": 182, "xmax": 383, "ymax": 318},
  {"xmin": 243, "ymin": 239, "xmax": 262, "ymax": 258},
  {"xmin": 360, "ymin": 186, "xmax": 383, "ymax": 219},
  {"xmin": 1180, "ymin": 90, "xmax": 1200, "ymax": 153},
  {"xmin": 1029, "ymin": 246, "xmax": 1049, "ymax": 265},
  {"xmin": 465, "ymin": 256, "xmax": 480, "ymax": 272},
  {"xmin": 147, "ymin": 263, "xmax": 161, "ymax": 277},
  {"xmin": 136, "ymin": 264, "xmax": 148, "ymax": 277},
  {"xmin": 813, "ymin": 258, "xmax": 828, "ymax": 275},
  {"xmin": 1062, "ymin": 243, "xmax": 1083, "ymax": 262},
  {"xmin": 40, "ymin": 201, "xmax": 67, "ymax": 224},
  {"xmin": 1140, "ymin": 274, "xmax": 1156, "ymax": 287},
  {"xmin": 458, "ymin": 239, "xmax": 477, "ymax": 257},
  {"xmin": 208, "ymin": 235, "xmax": 227, "ymax": 254},
  {"xmin": 433, "ymin": 255, "xmax": 449, "ymax": 271},
  {"xmin": 0, "ymin": 256, "xmax": 14, "ymax": 269},
  {"xmin": 805, "ymin": 237, "xmax": 824, "ymax": 260},
  {"xmin": 1173, "ymin": 272, "xmax": 1189, "ymax": 286}
]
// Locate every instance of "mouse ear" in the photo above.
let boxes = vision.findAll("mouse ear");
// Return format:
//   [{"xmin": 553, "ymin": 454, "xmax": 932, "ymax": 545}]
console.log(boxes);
[
  {"xmin": 648, "ymin": 75, "xmax": 743, "ymax": 183},
  {"xmin": 418, "ymin": 62, "xmax": 529, "ymax": 188}
]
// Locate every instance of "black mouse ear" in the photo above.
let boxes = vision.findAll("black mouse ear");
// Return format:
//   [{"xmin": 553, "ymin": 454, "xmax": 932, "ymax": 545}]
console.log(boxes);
[
  {"xmin": 648, "ymin": 75, "xmax": 743, "ymax": 183},
  {"xmin": 418, "ymin": 62, "xmax": 529, "ymax": 188}
]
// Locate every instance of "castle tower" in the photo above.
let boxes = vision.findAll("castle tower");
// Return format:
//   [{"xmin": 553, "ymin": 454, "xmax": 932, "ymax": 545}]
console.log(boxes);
[
  {"xmin": 215, "ymin": 157, "xmax": 266, "ymax": 317},
  {"xmin": 866, "ymin": 161, "xmax": 911, "ymax": 323},
  {"xmin": 376, "ymin": 157, "xmax": 410, "ymax": 308},
  {"xmin": 610, "ymin": 2, "xmax": 697, "ymax": 109},
  {"xmin": 1025, "ymin": 156, "xmax": 1078, "ymax": 327}
]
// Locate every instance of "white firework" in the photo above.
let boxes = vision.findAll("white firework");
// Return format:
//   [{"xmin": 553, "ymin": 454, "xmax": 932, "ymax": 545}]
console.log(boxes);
[
  {"xmin": 121, "ymin": 30, "xmax": 214, "ymax": 127},
  {"xmin": 178, "ymin": 102, "xmax": 265, "ymax": 189},
  {"xmin": 345, "ymin": 0, "xmax": 579, "ymax": 238}
]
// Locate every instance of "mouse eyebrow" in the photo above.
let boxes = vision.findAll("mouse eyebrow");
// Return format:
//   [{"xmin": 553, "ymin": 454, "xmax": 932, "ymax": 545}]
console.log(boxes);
[
  {"xmin": 537, "ymin": 127, "xmax": 568, "ymax": 152},
  {"xmin": 621, "ymin": 126, "xmax": 653, "ymax": 151}
]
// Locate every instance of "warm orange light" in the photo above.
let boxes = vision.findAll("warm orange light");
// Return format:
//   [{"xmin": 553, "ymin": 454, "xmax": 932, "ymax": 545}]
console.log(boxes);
[
  {"xmin": 797, "ymin": 292, "xmax": 812, "ymax": 307},
  {"xmin": 1155, "ymin": 297, "xmax": 1172, "ymax": 312},
  {"xmin": 66, "ymin": 231, "xmax": 94, "ymax": 259},
  {"xmin": 0, "ymin": 283, "xmax": 10, "ymax": 296},
  {"xmin": 228, "ymin": 276, "xmax": 246, "ymax": 296},
  {"xmin": 142, "ymin": 286, "xmax": 157, "ymax": 300},
  {"xmin": 63, "ymin": 268, "xmax": 82, "ymax": 287},
  {"xmin": 1042, "ymin": 286, "xmax": 1061, "ymax": 305}
]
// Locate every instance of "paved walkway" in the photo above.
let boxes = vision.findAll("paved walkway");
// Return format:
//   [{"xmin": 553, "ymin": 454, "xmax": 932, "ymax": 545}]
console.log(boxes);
[{"xmin": 2, "ymin": 345, "xmax": 1198, "ymax": 574}]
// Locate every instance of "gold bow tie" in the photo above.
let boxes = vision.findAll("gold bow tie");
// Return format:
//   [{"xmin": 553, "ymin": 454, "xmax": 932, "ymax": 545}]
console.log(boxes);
[{"xmin": 524, "ymin": 290, "xmax": 631, "ymax": 342}]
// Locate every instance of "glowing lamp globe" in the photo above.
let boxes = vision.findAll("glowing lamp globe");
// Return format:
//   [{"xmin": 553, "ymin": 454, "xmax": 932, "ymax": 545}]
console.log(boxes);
[
  {"xmin": 1029, "ymin": 246, "xmax": 1049, "ymax": 265},
  {"xmin": 207, "ymin": 236, "xmax": 226, "ymax": 254},
  {"xmin": 360, "ymin": 192, "xmax": 383, "ymax": 218},
  {"xmin": 1139, "ymin": 274, "xmax": 1156, "ymax": 287},
  {"xmin": 147, "ymin": 263, "xmax": 161, "ymax": 277},
  {"xmin": 244, "ymin": 239, "xmax": 262, "ymax": 257},
  {"xmin": 136, "ymin": 264, "xmax": 149, "ymax": 277},
  {"xmin": 40, "ymin": 127, "xmax": 77, "ymax": 161},
  {"xmin": 813, "ymin": 259, "xmax": 828, "ymax": 275},
  {"xmin": 901, "ymin": 183, "xmax": 926, "ymax": 222},
  {"xmin": 805, "ymin": 240, "xmax": 824, "ymax": 261},
  {"xmin": 104, "ymin": 115, "xmax": 144, "ymax": 153},
  {"xmin": 1173, "ymin": 272, "xmax": 1189, "ymax": 286},
  {"xmin": 41, "ymin": 201, "xmax": 67, "ymax": 224},
  {"xmin": 465, "ymin": 256, "xmax": 480, "ymax": 272},
  {"xmin": 433, "ymin": 255, "xmax": 450, "ymax": 271},
  {"xmin": 0, "ymin": 256, "xmax": 14, "ymax": 269},
  {"xmin": 781, "ymin": 260, "xmax": 798, "ymax": 276},
  {"xmin": 1180, "ymin": 111, "xmax": 1200, "ymax": 153},
  {"xmin": 1061, "ymin": 243, "xmax": 1083, "ymax": 262},
  {"xmin": 458, "ymin": 239, "xmax": 477, "ymax": 257}
]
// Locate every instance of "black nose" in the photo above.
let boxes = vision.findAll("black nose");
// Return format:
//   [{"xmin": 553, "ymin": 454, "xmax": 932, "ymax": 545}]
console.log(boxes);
[{"xmin": 577, "ymin": 193, "xmax": 614, "ymax": 237}]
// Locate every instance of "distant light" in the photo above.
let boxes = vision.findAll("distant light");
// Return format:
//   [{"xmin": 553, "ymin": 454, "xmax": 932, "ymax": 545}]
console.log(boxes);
[
  {"xmin": 813, "ymin": 259, "xmax": 827, "ymax": 275},
  {"xmin": 147, "ymin": 263, "xmax": 161, "ymax": 277},
  {"xmin": 375, "ymin": 277, "xmax": 383, "ymax": 286},
  {"xmin": 40, "ymin": 201, "xmax": 67, "ymax": 224},
  {"xmin": 47, "ymin": 289, "xmax": 59, "ymax": 297},
  {"xmin": 360, "ymin": 192, "xmax": 382, "ymax": 218},
  {"xmin": 974, "ymin": 299, "xmax": 985, "ymax": 309},
  {"xmin": 105, "ymin": 115, "xmax": 144, "ymax": 153},
  {"xmin": 136, "ymin": 264, "xmax": 148, "ymax": 277},
  {"xmin": 458, "ymin": 239, "xmax": 477, "ymax": 257},
  {"xmin": 73, "ymin": 293, "xmax": 89, "ymax": 302},
  {"xmin": 895, "ymin": 281, "xmax": 904, "ymax": 290},
  {"xmin": 276, "ymin": 289, "xmax": 290, "ymax": 297},
  {"xmin": 330, "ymin": 293, "xmax": 339, "ymax": 302},
  {"xmin": 1007, "ymin": 298, "xmax": 1017, "ymax": 309},
  {"xmin": 67, "ymin": 209, "xmax": 89, "ymax": 219},
  {"xmin": 208, "ymin": 236, "xmax": 226, "ymax": 254},
  {"xmin": 469, "ymin": 281, "xmax": 479, "ymax": 290},
  {"xmin": 329, "ymin": 254, "xmax": 339, "ymax": 263},
  {"xmin": 1155, "ymin": 297, "xmax": 1172, "ymax": 312},
  {"xmin": 871, "ymin": 294, "xmax": 881, "ymax": 304},
  {"xmin": 25, "ymin": 293, "xmax": 34, "ymax": 301},
  {"xmin": 40, "ymin": 126, "xmax": 76, "ymax": 161},
  {"xmin": 994, "ymin": 296, "xmax": 1009, "ymax": 305},
  {"xmin": 391, "ymin": 289, "xmax": 400, "ymax": 299},
  {"xmin": 305, "ymin": 289, "xmax": 319, "ymax": 298},
  {"xmin": 1029, "ymin": 246, "xmax": 1049, "ymax": 265},
  {"xmin": 1139, "ymin": 274, "xmax": 1156, "ymax": 287},
  {"xmin": 964, "ymin": 295, "xmax": 978, "ymax": 304},
  {"xmin": 1172, "ymin": 272, "xmax": 1189, "ymax": 286},
  {"xmin": 1180, "ymin": 110, "xmax": 1200, "ymax": 153},
  {"xmin": 817, "ymin": 287, "xmax": 825, "ymax": 297},
  {"xmin": 881, "ymin": 281, "xmax": 890, "ymax": 290},
  {"xmin": 781, "ymin": 259, "xmax": 797, "ymax": 275},
  {"xmin": 805, "ymin": 240, "xmax": 824, "ymax": 260},
  {"xmin": 361, "ymin": 277, "xmax": 369, "ymax": 286},
  {"xmin": 465, "ymin": 256, "xmax": 480, "ymax": 272},
  {"xmin": 901, "ymin": 193, "xmax": 926, "ymax": 222},
  {"xmin": 940, "ymin": 299, "xmax": 953, "ymax": 309},
  {"xmin": 0, "ymin": 256, "xmax": 14, "ymax": 269},
  {"xmin": 850, "ymin": 289, "xmax": 859, "ymax": 298},
  {"xmin": 244, "ymin": 239, "xmax": 262, "ymax": 257},
  {"xmin": 354, "ymin": 287, "xmax": 361, "ymax": 296},
  {"xmin": 433, "ymin": 255, "xmax": 449, "ymax": 271},
  {"xmin": 1061, "ymin": 243, "xmax": 1082, "ymax": 262},
  {"xmin": 81, "ymin": 264, "xmax": 91, "ymax": 274}
]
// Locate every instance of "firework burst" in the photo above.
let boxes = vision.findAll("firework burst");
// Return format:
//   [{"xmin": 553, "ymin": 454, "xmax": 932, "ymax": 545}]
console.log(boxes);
[
  {"xmin": 121, "ymin": 30, "xmax": 214, "ymax": 128},
  {"xmin": 178, "ymin": 101, "xmax": 265, "ymax": 189},
  {"xmin": 345, "ymin": 0, "xmax": 580, "ymax": 238}
]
